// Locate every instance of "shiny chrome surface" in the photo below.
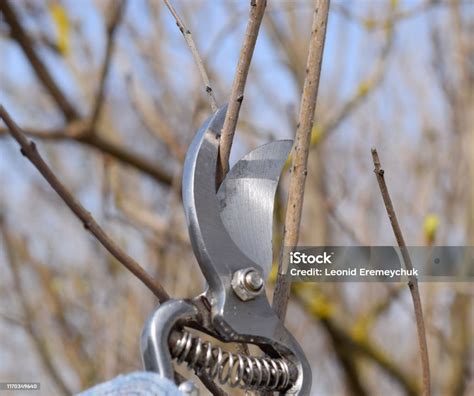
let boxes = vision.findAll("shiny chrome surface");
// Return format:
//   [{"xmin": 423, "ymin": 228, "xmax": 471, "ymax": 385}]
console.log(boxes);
[{"xmin": 181, "ymin": 106, "xmax": 311, "ymax": 394}]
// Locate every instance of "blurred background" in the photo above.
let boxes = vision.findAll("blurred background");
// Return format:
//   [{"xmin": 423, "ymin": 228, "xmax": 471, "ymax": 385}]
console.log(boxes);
[{"xmin": 0, "ymin": 0, "xmax": 472, "ymax": 395}]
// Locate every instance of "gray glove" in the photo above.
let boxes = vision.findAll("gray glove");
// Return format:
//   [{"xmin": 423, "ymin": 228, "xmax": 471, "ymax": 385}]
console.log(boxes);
[{"xmin": 76, "ymin": 372, "xmax": 185, "ymax": 396}]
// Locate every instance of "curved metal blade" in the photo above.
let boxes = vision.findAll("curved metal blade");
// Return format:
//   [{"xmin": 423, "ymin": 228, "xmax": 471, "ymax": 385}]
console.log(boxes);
[
  {"xmin": 217, "ymin": 141, "xmax": 292, "ymax": 279},
  {"xmin": 182, "ymin": 106, "xmax": 312, "ymax": 394},
  {"xmin": 182, "ymin": 105, "xmax": 257, "ymax": 294}
]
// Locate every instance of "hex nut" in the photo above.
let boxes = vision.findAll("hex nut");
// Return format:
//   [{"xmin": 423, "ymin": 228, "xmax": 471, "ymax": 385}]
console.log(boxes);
[{"xmin": 231, "ymin": 268, "xmax": 264, "ymax": 301}]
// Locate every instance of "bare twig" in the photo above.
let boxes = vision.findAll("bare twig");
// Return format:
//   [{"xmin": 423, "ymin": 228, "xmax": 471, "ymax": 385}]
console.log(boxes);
[
  {"xmin": 272, "ymin": 0, "xmax": 330, "ymax": 322},
  {"xmin": 89, "ymin": 0, "xmax": 127, "ymax": 130},
  {"xmin": 163, "ymin": 0, "xmax": 218, "ymax": 112},
  {"xmin": 0, "ymin": 0, "xmax": 78, "ymax": 121},
  {"xmin": 371, "ymin": 148, "xmax": 431, "ymax": 396},
  {"xmin": 217, "ymin": 0, "xmax": 267, "ymax": 184},
  {"xmin": 0, "ymin": 105, "xmax": 169, "ymax": 302}
]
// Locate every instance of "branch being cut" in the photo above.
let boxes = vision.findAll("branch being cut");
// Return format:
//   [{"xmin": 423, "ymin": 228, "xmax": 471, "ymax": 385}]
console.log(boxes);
[
  {"xmin": 0, "ymin": 105, "xmax": 169, "ymax": 303},
  {"xmin": 371, "ymin": 148, "xmax": 431, "ymax": 396},
  {"xmin": 217, "ymin": 0, "xmax": 267, "ymax": 185},
  {"xmin": 163, "ymin": 0, "xmax": 218, "ymax": 112},
  {"xmin": 272, "ymin": 0, "xmax": 330, "ymax": 322}
]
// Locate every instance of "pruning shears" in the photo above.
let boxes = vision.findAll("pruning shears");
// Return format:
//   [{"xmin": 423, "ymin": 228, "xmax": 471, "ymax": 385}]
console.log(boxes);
[{"xmin": 140, "ymin": 106, "xmax": 311, "ymax": 394}]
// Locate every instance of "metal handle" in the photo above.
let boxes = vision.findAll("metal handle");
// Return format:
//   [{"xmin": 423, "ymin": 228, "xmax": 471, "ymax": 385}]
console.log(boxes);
[{"xmin": 141, "ymin": 299, "xmax": 198, "ymax": 379}]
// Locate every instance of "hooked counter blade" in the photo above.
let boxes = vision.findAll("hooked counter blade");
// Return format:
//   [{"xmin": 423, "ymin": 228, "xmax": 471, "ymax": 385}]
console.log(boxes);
[{"xmin": 217, "ymin": 140, "xmax": 292, "ymax": 280}]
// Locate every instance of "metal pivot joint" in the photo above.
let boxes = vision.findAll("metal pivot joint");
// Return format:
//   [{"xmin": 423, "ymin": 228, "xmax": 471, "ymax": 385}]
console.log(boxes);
[
  {"xmin": 141, "ymin": 106, "xmax": 311, "ymax": 394},
  {"xmin": 231, "ymin": 267, "xmax": 264, "ymax": 301}
]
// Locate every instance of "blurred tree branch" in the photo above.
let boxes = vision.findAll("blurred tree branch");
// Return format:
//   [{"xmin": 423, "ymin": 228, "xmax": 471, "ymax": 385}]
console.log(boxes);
[
  {"xmin": 17, "ymin": 238, "xmax": 96, "ymax": 387},
  {"xmin": 333, "ymin": 0, "xmax": 440, "ymax": 31},
  {"xmin": 326, "ymin": 332, "xmax": 369, "ymax": 396},
  {"xmin": 0, "ymin": 123, "xmax": 174, "ymax": 185},
  {"xmin": 89, "ymin": 0, "xmax": 127, "ymax": 131},
  {"xmin": 106, "ymin": 162, "xmax": 189, "ymax": 245},
  {"xmin": 293, "ymin": 284, "xmax": 420, "ymax": 396},
  {"xmin": 448, "ymin": 293, "xmax": 471, "ymax": 396},
  {"xmin": 0, "ymin": 0, "xmax": 78, "ymax": 121},
  {"xmin": 264, "ymin": 13, "xmax": 305, "ymax": 90},
  {"xmin": 126, "ymin": 75, "xmax": 185, "ymax": 160},
  {"xmin": 311, "ymin": 27, "xmax": 393, "ymax": 147},
  {"xmin": 0, "ymin": 220, "xmax": 72, "ymax": 396},
  {"xmin": 0, "ymin": 0, "xmax": 174, "ymax": 186},
  {"xmin": 352, "ymin": 284, "xmax": 405, "ymax": 337}
]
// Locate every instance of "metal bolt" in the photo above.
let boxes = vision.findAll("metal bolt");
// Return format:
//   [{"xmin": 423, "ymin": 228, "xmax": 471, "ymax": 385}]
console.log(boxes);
[
  {"xmin": 245, "ymin": 270, "xmax": 264, "ymax": 291},
  {"xmin": 231, "ymin": 268, "xmax": 264, "ymax": 301}
]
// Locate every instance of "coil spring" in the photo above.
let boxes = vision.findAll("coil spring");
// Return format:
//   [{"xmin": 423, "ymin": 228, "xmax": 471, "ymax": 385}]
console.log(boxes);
[{"xmin": 170, "ymin": 329, "xmax": 294, "ymax": 391}]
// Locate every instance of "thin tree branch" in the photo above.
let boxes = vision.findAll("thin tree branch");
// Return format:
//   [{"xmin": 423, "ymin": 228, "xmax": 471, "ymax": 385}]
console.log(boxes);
[
  {"xmin": 0, "ymin": 105, "xmax": 170, "ymax": 302},
  {"xmin": 217, "ymin": 0, "xmax": 267, "ymax": 185},
  {"xmin": 82, "ymin": 133, "xmax": 173, "ymax": 185},
  {"xmin": 371, "ymin": 148, "xmax": 431, "ymax": 396},
  {"xmin": 89, "ymin": 0, "xmax": 127, "ymax": 130},
  {"xmin": 272, "ymin": 0, "xmax": 330, "ymax": 322},
  {"xmin": 0, "ymin": 124, "xmax": 174, "ymax": 185},
  {"xmin": 163, "ymin": 0, "xmax": 218, "ymax": 112},
  {"xmin": 0, "ymin": 0, "xmax": 79, "ymax": 121}
]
